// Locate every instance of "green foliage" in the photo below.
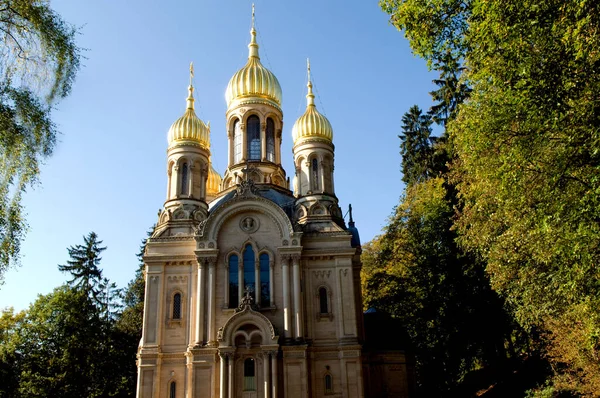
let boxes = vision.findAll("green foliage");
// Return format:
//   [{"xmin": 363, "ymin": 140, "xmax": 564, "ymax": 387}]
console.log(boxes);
[
  {"xmin": 363, "ymin": 178, "xmax": 517, "ymax": 395},
  {"xmin": 0, "ymin": 0, "xmax": 81, "ymax": 280},
  {"xmin": 58, "ymin": 232, "xmax": 107, "ymax": 304},
  {"xmin": 381, "ymin": 0, "xmax": 600, "ymax": 393},
  {"xmin": 399, "ymin": 105, "xmax": 436, "ymax": 185},
  {"xmin": 0, "ymin": 234, "xmax": 139, "ymax": 397}
]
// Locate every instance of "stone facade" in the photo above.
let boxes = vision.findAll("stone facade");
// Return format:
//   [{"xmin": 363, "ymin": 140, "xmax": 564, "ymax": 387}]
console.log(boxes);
[{"xmin": 136, "ymin": 12, "xmax": 411, "ymax": 398}]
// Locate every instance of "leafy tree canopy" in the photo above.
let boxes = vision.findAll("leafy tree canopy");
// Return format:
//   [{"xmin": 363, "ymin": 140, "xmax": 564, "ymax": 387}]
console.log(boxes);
[
  {"xmin": 0, "ymin": 0, "xmax": 81, "ymax": 280},
  {"xmin": 381, "ymin": 0, "xmax": 600, "ymax": 393}
]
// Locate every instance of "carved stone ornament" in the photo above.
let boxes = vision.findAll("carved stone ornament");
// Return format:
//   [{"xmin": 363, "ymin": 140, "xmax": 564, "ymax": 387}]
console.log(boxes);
[
  {"xmin": 234, "ymin": 179, "xmax": 259, "ymax": 197},
  {"xmin": 239, "ymin": 216, "xmax": 259, "ymax": 234},
  {"xmin": 236, "ymin": 286, "xmax": 259, "ymax": 313}
]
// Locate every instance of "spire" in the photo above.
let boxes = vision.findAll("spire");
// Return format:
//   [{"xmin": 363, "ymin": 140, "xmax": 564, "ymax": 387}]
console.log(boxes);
[
  {"xmin": 248, "ymin": 4, "xmax": 259, "ymax": 59},
  {"xmin": 187, "ymin": 62, "xmax": 195, "ymax": 110},
  {"xmin": 306, "ymin": 58, "xmax": 315, "ymax": 107}
]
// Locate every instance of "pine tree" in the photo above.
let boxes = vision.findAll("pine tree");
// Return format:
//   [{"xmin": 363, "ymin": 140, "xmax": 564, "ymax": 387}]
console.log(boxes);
[
  {"xmin": 58, "ymin": 232, "xmax": 106, "ymax": 305},
  {"xmin": 399, "ymin": 105, "xmax": 436, "ymax": 185}
]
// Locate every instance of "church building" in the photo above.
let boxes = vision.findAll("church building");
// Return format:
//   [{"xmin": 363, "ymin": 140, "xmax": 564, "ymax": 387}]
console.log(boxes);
[{"xmin": 136, "ymin": 9, "xmax": 411, "ymax": 398}]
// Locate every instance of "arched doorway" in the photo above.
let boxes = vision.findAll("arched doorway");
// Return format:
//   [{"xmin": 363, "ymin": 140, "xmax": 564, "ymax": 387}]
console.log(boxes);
[{"xmin": 217, "ymin": 296, "xmax": 279, "ymax": 398}]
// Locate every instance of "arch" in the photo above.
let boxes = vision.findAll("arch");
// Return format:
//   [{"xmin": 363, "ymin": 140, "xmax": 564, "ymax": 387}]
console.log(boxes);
[
  {"xmin": 201, "ymin": 197, "xmax": 295, "ymax": 242},
  {"xmin": 233, "ymin": 118, "xmax": 242, "ymax": 164},
  {"xmin": 246, "ymin": 115, "xmax": 260, "ymax": 160},
  {"xmin": 218, "ymin": 305, "xmax": 278, "ymax": 347}
]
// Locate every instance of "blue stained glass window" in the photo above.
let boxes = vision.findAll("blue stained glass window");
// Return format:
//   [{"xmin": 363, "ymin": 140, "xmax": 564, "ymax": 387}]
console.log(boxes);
[
  {"xmin": 243, "ymin": 245, "xmax": 255, "ymax": 292},
  {"xmin": 259, "ymin": 253, "xmax": 270, "ymax": 306},
  {"xmin": 229, "ymin": 255, "xmax": 239, "ymax": 307},
  {"xmin": 247, "ymin": 116, "xmax": 260, "ymax": 160},
  {"xmin": 181, "ymin": 162, "xmax": 189, "ymax": 195}
]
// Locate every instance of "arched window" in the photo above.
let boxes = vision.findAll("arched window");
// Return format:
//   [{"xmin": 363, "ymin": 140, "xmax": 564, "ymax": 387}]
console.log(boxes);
[
  {"xmin": 325, "ymin": 374, "xmax": 333, "ymax": 394},
  {"xmin": 170, "ymin": 381, "xmax": 176, "ymax": 398},
  {"xmin": 247, "ymin": 115, "xmax": 260, "ymax": 160},
  {"xmin": 233, "ymin": 119, "xmax": 242, "ymax": 164},
  {"xmin": 229, "ymin": 255, "xmax": 239, "ymax": 307},
  {"xmin": 181, "ymin": 162, "xmax": 189, "ymax": 195},
  {"xmin": 266, "ymin": 118, "xmax": 275, "ymax": 162},
  {"xmin": 259, "ymin": 253, "xmax": 270, "ymax": 306},
  {"xmin": 243, "ymin": 358, "xmax": 256, "ymax": 391},
  {"xmin": 172, "ymin": 293, "xmax": 181, "ymax": 319},
  {"xmin": 319, "ymin": 287, "xmax": 328, "ymax": 314},
  {"xmin": 243, "ymin": 245, "xmax": 255, "ymax": 292},
  {"xmin": 312, "ymin": 158, "xmax": 319, "ymax": 190}
]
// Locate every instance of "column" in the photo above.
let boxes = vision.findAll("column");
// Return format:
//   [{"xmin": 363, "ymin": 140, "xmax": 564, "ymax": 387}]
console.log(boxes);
[
  {"xmin": 319, "ymin": 159, "xmax": 326, "ymax": 194},
  {"xmin": 281, "ymin": 256, "xmax": 292, "ymax": 339},
  {"xmin": 227, "ymin": 353, "xmax": 234, "ymax": 398},
  {"xmin": 228, "ymin": 129, "xmax": 233, "ymax": 166},
  {"xmin": 238, "ymin": 262, "xmax": 244, "ymax": 306},
  {"xmin": 207, "ymin": 258, "xmax": 216, "ymax": 344},
  {"xmin": 188, "ymin": 162, "xmax": 194, "ymax": 198},
  {"xmin": 241, "ymin": 123, "xmax": 247, "ymax": 162},
  {"xmin": 271, "ymin": 352, "xmax": 278, "ymax": 398},
  {"xmin": 269, "ymin": 260, "xmax": 274, "ymax": 307},
  {"xmin": 195, "ymin": 259, "xmax": 205, "ymax": 345},
  {"xmin": 166, "ymin": 165, "xmax": 172, "ymax": 201},
  {"xmin": 219, "ymin": 352, "xmax": 227, "ymax": 398},
  {"xmin": 275, "ymin": 131, "xmax": 282, "ymax": 164},
  {"xmin": 172, "ymin": 165, "xmax": 180, "ymax": 199},
  {"xmin": 292, "ymin": 255, "xmax": 303, "ymax": 340},
  {"xmin": 255, "ymin": 260, "xmax": 261, "ymax": 306},
  {"xmin": 263, "ymin": 352, "xmax": 270, "ymax": 398},
  {"xmin": 260, "ymin": 122, "xmax": 267, "ymax": 161}
]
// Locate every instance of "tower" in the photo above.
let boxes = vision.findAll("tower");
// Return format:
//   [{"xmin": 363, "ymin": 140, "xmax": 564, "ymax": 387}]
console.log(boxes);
[
  {"xmin": 292, "ymin": 60, "xmax": 345, "ymax": 231},
  {"xmin": 221, "ymin": 7, "xmax": 287, "ymax": 191}
]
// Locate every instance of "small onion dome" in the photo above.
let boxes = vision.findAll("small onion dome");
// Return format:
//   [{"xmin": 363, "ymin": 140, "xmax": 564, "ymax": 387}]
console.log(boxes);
[
  {"xmin": 292, "ymin": 65, "xmax": 333, "ymax": 145},
  {"xmin": 207, "ymin": 163, "xmax": 222, "ymax": 197},
  {"xmin": 225, "ymin": 26, "xmax": 282, "ymax": 108},
  {"xmin": 167, "ymin": 84, "xmax": 210, "ymax": 149}
]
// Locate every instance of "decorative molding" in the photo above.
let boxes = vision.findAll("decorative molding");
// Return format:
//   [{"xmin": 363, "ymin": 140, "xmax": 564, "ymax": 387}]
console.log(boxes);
[
  {"xmin": 167, "ymin": 275, "xmax": 188, "ymax": 283},
  {"xmin": 313, "ymin": 270, "xmax": 331, "ymax": 279}
]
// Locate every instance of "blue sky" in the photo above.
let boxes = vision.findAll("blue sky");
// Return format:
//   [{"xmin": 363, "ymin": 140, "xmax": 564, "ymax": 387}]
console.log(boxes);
[{"xmin": 0, "ymin": 0, "xmax": 435, "ymax": 311}]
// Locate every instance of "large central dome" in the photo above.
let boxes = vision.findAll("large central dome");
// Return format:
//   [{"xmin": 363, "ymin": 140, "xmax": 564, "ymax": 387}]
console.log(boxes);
[{"xmin": 225, "ymin": 26, "xmax": 282, "ymax": 109}]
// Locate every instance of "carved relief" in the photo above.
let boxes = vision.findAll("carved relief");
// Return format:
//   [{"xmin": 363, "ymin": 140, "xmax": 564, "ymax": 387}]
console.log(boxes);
[{"xmin": 239, "ymin": 216, "xmax": 259, "ymax": 234}]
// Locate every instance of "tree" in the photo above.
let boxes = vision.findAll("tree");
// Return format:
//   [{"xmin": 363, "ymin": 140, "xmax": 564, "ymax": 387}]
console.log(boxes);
[
  {"xmin": 428, "ymin": 50, "xmax": 470, "ymax": 126},
  {"xmin": 381, "ymin": 0, "xmax": 600, "ymax": 393},
  {"xmin": 399, "ymin": 105, "xmax": 436, "ymax": 185},
  {"xmin": 58, "ymin": 232, "xmax": 106, "ymax": 304},
  {"xmin": 0, "ymin": 0, "xmax": 81, "ymax": 280}
]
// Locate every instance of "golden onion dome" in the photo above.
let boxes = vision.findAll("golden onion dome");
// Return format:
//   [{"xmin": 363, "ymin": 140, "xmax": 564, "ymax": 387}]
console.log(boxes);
[
  {"xmin": 292, "ymin": 61, "xmax": 333, "ymax": 145},
  {"xmin": 207, "ymin": 162, "xmax": 222, "ymax": 197},
  {"xmin": 167, "ymin": 76, "xmax": 210, "ymax": 149},
  {"xmin": 225, "ymin": 22, "xmax": 282, "ymax": 108}
]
